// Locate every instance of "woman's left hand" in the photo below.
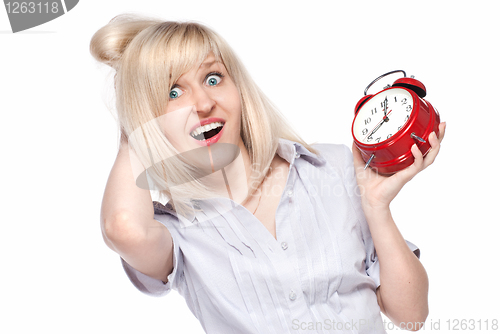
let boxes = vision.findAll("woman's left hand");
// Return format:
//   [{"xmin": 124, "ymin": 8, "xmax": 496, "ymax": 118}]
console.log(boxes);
[{"xmin": 352, "ymin": 122, "xmax": 446, "ymax": 211}]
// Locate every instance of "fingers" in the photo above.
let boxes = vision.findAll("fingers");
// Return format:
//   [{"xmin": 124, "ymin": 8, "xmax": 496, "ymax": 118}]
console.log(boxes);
[
  {"xmin": 437, "ymin": 122, "xmax": 446, "ymax": 143},
  {"xmin": 424, "ymin": 132, "xmax": 440, "ymax": 165},
  {"xmin": 412, "ymin": 143, "xmax": 424, "ymax": 169},
  {"xmin": 120, "ymin": 130, "xmax": 129, "ymax": 143},
  {"xmin": 396, "ymin": 144, "xmax": 423, "ymax": 182},
  {"xmin": 422, "ymin": 121, "xmax": 446, "ymax": 168}
]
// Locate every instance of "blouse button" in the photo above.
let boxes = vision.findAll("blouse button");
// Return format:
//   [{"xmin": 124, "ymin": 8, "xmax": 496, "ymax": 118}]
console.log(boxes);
[
  {"xmin": 281, "ymin": 242, "xmax": 288, "ymax": 250},
  {"xmin": 287, "ymin": 190, "xmax": 293, "ymax": 197},
  {"xmin": 295, "ymin": 152, "xmax": 300, "ymax": 159},
  {"xmin": 289, "ymin": 290, "xmax": 297, "ymax": 301}
]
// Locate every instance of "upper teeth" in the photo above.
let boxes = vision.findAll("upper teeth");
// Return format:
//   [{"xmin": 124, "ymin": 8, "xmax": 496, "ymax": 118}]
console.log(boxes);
[{"xmin": 190, "ymin": 122, "xmax": 224, "ymax": 137}]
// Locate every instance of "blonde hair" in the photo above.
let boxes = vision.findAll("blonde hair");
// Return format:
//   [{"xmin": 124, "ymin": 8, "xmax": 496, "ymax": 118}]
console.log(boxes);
[{"xmin": 90, "ymin": 14, "xmax": 316, "ymax": 213}]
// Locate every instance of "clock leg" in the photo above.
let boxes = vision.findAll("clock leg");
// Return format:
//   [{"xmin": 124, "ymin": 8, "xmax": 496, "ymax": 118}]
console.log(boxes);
[
  {"xmin": 364, "ymin": 154, "xmax": 376, "ymax": 170},
  {"xmin": 410, "ymin": 133, "xmax": 426, "ymax": 143}
]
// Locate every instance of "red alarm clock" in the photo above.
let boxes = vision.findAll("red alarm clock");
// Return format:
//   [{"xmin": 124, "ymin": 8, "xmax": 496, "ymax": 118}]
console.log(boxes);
[{"xmin": 352, "ymin": 70, "xmax": 440, "ymax": 174}]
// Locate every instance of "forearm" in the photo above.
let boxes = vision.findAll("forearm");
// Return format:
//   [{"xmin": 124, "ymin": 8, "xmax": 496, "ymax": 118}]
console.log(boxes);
[
  {"xmin": 100, "ymin": 138, "xmax": 155, "ymax": 244},
  {"xmin": 364, "ymin": 206, "xmax": 429, "ymax": 328},
  {"xmin": 351, "ymin": 124, "xmax": 444, "ymax": 329},
  {"xmin": 100, "ymin": 138, "xmax": 174, "ymax": 281}
]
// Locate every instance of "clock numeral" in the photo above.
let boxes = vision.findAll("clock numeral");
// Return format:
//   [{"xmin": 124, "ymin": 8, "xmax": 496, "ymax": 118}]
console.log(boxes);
[
  {"xmin": 406, "ymin": 105, "xmax": 412, "ymax": 112},
  {"xmin": 404, "ymin": 115, "xmax": 410, "ymax": 122},
  {"xmin": 362, "ymin": 128, "xmax": 368, "ymax": 135},
  {"xmin": 394, "ymin": 96, "xmax": 397, "ymax": 103},
  {"xmin": 401, "ymin": 98, "xmax": 407, "ymax": 105},
  {"xmin": 371, "ymin": 108, "xmax": 377, "ymax": 115},
  {"xmin": 364, "ymin": 117, "xmax": 372, "ymax": 125},
  {"xmin": 387, "ymin": 134, "xmax": 392, "ymax": 139},
  {"xmin": 367, "ymin": 135, "xmax": 381, "ymax": 143},
  {"xmin": 397, "ymin": 125, "xmax": 402, "ymax": 131}
]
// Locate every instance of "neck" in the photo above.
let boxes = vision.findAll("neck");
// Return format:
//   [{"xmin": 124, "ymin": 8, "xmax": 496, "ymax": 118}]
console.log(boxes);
[{"xmin": 202, "ymin": 138, "xmax": 252, "ymax": 205}]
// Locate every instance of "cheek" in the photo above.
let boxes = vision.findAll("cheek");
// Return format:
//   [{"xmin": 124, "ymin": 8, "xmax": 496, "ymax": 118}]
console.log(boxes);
[
  {"xmin": 158, "ymin": 106, "xmax": 194, "ymax": 150},
  {"xmin": 225, "ymin": 88, "xmax": 243, "ymax": 135},
  {"xmin": 225, "ymin": 86, "xmax": 242, "ymax": 118},
  {"xmin": 165, "ymin": 100, "xmax": 188, "ymax": 115}
]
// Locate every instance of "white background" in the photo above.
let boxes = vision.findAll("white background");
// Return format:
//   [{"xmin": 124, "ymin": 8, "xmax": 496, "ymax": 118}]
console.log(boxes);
[{"xmin": 1, "ymin": 0, "xmax": 499, "ymax": 333}]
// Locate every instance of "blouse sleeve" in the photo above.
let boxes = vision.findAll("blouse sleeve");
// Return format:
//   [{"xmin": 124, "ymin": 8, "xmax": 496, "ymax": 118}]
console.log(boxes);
[
  {"xmin": 340, "ymin": 145, "xmax": 420, "ymax": 288},
  {"xmin": 120, "ymin": 207, "xmax": 184, "ymax": 297}
]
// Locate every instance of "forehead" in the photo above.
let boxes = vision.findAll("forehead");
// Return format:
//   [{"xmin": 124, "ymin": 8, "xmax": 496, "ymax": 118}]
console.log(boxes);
[
  {"xmin": 168, "ymin": 47, "xmax": 223, "ymax": 83},
  {"xmin": 174, "ymin": 53, "xmax": 225, "ymax": 82},
  {"xmin": 200, "ymin": 53, "xmax": 219, "ymax": 68}
]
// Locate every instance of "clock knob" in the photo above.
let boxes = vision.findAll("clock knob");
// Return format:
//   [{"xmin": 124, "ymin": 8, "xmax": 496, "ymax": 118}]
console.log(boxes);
[{"xmin": 392, "ymin": 77, "xmax": 427, "ymax": 98}]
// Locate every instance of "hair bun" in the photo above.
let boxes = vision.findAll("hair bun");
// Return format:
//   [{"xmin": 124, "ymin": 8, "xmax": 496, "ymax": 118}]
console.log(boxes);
[{"xmin": 90, "ymin": 14, "xmax": 161, "ymax": 69}]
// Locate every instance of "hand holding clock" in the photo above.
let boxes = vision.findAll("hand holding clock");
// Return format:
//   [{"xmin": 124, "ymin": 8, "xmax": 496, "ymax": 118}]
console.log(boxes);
[
  {"xmin": 351, "ymin": 71, "xmax": 441, "ymax": 325},
  {"xmin": 352, "ymin": 121, "xmax": 446, "ymax": 211}
]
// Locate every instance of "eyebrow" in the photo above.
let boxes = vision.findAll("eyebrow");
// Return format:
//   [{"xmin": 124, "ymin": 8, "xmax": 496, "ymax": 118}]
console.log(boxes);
[{"xmin": 200, "ymin": 60, "xmax": 221, "ymax": 68}]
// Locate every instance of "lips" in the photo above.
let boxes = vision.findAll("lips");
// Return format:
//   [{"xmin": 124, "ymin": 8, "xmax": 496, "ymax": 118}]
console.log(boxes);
[{"xmin": 189, "ymin": 117, "xmax": 226, "ymax": 146}]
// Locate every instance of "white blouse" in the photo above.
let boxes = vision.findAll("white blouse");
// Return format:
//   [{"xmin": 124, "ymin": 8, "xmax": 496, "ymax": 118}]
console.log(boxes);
[{"xmin": 121, "ymin": 139, "xmax": 419, "ymax": 333}]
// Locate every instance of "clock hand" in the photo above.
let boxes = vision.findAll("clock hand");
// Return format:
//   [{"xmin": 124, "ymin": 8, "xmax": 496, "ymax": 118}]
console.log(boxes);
[
  {"xmin": 364, "ymin": 109, "xmax": 392, "ymax": 141},
  {"xmin": 383, "ymin": 96, "xmax": 388, "ymax": 117},
  {"xmin": 367, "ymin": 121, "xmax": 384, "ymax": 138}
]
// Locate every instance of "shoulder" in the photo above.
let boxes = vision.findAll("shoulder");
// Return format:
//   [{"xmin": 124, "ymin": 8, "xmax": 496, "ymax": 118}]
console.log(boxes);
[
  {"xmin": 312, "ymin": 143, "xmax": 351, "ymax": 160},
  {"xmin": 310, "ymin": 143, "xmax": 353, "ymax": 177}
]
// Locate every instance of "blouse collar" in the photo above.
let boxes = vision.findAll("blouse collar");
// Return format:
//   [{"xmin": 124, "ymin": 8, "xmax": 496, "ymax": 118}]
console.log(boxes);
[{"xmin": 276, "ymin": 138, "xmax": 325, "ymax": 167}]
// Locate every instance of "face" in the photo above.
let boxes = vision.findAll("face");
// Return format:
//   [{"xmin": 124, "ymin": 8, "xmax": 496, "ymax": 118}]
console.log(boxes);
[
  {"xmin": 353, "ymin": 88, "xmax": 414, "ymax": 144},
  {"xmin": 160, "ymin": 53, "xmax": 243, "ymax": 154}
]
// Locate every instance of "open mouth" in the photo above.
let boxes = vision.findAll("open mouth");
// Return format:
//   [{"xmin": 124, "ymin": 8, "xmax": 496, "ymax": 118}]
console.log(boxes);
[{"xmin": 190, "ymin": 121, "xmax": 225, "ymax": 141}]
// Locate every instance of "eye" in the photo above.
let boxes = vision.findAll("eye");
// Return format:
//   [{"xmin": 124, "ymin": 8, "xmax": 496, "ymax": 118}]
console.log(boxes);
[
  {"xmin": 169, "ymin": 87, "xmax": 183, "ymax": 99},
  {"xmin": 205, "ymin": 72, "xmax": 223, "ymax": 87}
]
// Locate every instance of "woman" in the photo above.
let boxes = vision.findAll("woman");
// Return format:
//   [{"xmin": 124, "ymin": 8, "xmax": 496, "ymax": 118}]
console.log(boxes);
[{"xmin": 91, "ymin": 14, "xmax": 445, "ymax": 333}]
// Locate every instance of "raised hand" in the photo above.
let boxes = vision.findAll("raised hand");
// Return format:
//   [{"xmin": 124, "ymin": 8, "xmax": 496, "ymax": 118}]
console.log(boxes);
[{"xmin": 353, "ymin": 122, "xmax": 446, "ymax": 211}]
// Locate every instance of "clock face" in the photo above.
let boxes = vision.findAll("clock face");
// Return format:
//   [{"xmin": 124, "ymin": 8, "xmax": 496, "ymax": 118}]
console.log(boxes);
[{"xmin": 353, "ymin": 88, "xmax": 414, "ymax": 145}]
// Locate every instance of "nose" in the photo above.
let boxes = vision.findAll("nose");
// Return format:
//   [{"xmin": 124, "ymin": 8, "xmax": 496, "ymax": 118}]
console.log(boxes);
[{"xmin": 192, "ymin": 87, "xmax": 216, "ymax": 114}]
